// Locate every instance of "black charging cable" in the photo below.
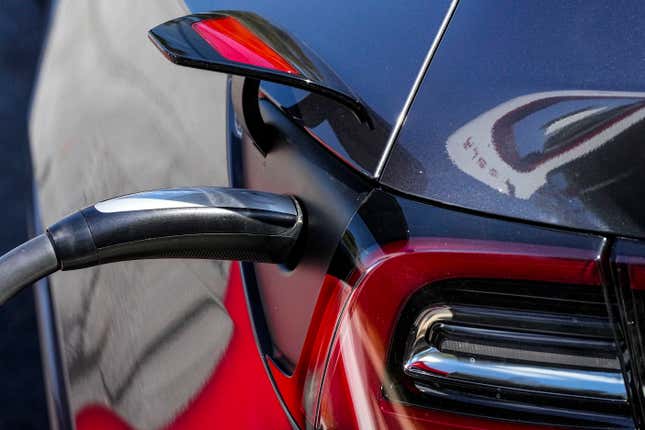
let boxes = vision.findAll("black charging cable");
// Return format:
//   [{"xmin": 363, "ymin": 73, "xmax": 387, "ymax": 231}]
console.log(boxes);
[{"xmin": 0, "ymin": 187, "xmax": 304, "ymax": 304}]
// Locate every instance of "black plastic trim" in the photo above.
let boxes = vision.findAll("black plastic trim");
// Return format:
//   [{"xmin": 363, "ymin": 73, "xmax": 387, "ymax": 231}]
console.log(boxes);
[{"xmin": 149, "ymin": 11, "xmax": 372, "ymax": 127}]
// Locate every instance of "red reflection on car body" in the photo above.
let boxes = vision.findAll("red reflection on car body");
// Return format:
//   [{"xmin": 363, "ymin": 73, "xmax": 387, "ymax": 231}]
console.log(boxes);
[
  {"xmin": 76, "ymin": 405, "xmax": 131, "ymax": 430},
  {"xmin": 192, "ymin": 17, "xmax": 299, "ymax": 75},
  {"xmin": 166, "ymin": 262, "xmax": 290, "ymax": 429},
  {"xmin": 76, "ymin": 263, "xmax": 290, "ymax": 430}
]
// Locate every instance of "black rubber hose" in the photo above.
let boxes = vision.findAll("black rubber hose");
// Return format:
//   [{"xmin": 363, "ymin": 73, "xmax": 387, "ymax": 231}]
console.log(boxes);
[{"xmin": 0, "ymin": 234, "xmax": 59, "ymax": 304}]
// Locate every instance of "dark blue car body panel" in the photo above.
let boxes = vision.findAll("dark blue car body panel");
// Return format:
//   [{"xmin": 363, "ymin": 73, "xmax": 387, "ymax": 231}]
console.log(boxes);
[{"xmin": 383, "ymin": 0, "xmax": 645, "ymax": 238}]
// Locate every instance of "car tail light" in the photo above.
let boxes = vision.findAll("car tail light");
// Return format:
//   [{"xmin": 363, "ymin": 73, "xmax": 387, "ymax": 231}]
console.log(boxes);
[
  {"xmin": 309, "ymin": 191, "xmax": 635, "ymax": 429},
  {"xmin": 225, "ymin": 189, "xmax": 636, "ymax": 428},
  {"xmin": 399, "ymin": 281, "xmax": 627, "ymax": 426}
]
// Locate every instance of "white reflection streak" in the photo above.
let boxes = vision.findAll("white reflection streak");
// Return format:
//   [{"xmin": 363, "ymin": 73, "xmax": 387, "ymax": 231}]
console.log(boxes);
[
  {"xmin": 342, "ymin": 308, "xmax": 417, "ymax": 430},
  {"xmin": 340, "ymin": 314, "xmax": 378, "ymax": 430},
  {"xmin": 95, "ymin": 197, "xmax": 206, "ymax": 213},
  {"xmin": 544, "ymin": 106, "xmax": 607, "ymax": 136}
]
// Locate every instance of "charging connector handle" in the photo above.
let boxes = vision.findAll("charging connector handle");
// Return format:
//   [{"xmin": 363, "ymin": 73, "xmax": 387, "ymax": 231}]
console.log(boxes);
[{"xmin": 0, "ymin": 187, "xmax": 304, "ymax": 305}]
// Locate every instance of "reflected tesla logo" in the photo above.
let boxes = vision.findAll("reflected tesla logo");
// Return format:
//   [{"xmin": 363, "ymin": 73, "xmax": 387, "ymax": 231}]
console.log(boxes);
[{"xmin": 446, "ymin": 90, "xmax": 645, "ymax": 199}]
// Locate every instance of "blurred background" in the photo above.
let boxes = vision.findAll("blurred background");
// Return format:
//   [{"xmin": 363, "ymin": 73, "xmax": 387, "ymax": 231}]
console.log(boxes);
[{"xmin": 0, "ymin": 0, "xmax": 51, "ymax": 427}]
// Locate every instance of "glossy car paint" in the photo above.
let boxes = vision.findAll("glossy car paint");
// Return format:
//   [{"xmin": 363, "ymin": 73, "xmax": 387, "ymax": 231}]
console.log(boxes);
[
  {"xmin": 186, "ymin": 0, "xmax": 453, "ymax": 174},
  {"xmin": 225, "ymin": 75, "xmax": 635, "ymax": 428},
  {"xmin": 29, "ymin": 0, "xmax": 645, "ymax": 429},
  {"xmin": 382, "ymin": 0, "xmax": 645, "ymax": 239},
  {"xmin": 229, "ymin": 76, "xmax": 371, "ymax": 368},
  {"xmin": 317, "ymin": 191, "xmax": 630, "ymax": 429},
  {"xmin": 31, "ymin": 1, "xmax": 455, "ymax": 427}
]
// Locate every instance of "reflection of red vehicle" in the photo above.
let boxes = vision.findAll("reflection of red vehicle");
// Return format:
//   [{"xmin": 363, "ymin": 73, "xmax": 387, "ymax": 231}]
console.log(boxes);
[
  {"xmin": 447, "ymin": 91, "xmax": 645, "ymax": 199},
  {"xmin": 76, "ymin": 264, "xmax": 290, "ymax": 430}
]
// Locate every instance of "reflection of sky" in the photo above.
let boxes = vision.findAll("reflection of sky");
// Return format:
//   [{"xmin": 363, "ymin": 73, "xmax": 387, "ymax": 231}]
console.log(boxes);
[{"xmin": 261, "ymin": 81, "xmax": 356, "ymax": 163}]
